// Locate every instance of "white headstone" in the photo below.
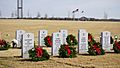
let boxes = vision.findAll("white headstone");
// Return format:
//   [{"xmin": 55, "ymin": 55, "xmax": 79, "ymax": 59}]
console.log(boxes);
[
  {"xmin": 38, "ymin": 30, "xmax": 47, "ymax": 46},
  {"xmin": 78, "ymin": 29, "xmax": 88, "ymax": 54},
  {"xmin": 101, "ymin": 31, "xmax": 111, "ymax": 52},
  {"xmin": 22, "ymin": 33, "xmax": 34, "ymax": 58},
  {"xmin": 59, "ymin": 29, "xmax": 68, "ymax": 45},
  {"xmin": 16, "ymin": 30, "xmax": 25, "ymax": 47},
  {"xmin": 52, "ymin": 32, "xmax": 61, "ymax": 56}
]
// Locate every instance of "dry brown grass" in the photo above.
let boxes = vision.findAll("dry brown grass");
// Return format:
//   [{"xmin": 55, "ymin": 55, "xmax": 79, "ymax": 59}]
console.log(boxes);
[
  {"xmin": 0, "ymin": 19, "xmax": 120, "ymax": 68},
  {"xmin": 0, "ymin": 19, "xmax": 120, "ymax": 42}
]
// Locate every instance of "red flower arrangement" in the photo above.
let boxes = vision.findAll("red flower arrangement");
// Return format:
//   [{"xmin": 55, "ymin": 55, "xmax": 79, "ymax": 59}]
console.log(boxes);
[
  {"xmin": 0, "ymin": 39, "xmax": 10, "ymax": 50},
  {"xmin": 88, "ymin": 33, "xmax": 105, "ymax": 55},
  {"xmin": 44, "ymin": 36, "xmax": 52, "ymax": 47},
  {"xmin": 29, "ymin": 46, "xmax": 50, "ymax": 61},
  {"xmin": 113, "ymin": 41, "xmax": 120, "ymax": 53}
]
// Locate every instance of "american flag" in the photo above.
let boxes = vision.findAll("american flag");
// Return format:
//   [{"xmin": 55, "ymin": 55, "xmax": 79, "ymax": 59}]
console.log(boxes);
[
  {"xmin": 81, "ymin": 11, "xmax": 84, "ymax": 13},
  {"xmin": 72, "ymin": 9, "xmax": 79, "ymax": 13}
]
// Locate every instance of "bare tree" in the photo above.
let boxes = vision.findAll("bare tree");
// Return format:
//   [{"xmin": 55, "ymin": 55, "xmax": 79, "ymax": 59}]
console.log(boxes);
[
  {"xmin": 104, "ymin": 12, "xmax": 108, "ymax": 19},
  {"xmin": 37, "ymin": 12, "xmax": 41, "ymax": 18},
  {"xmin": 67, "ymin": 11, "xmax": 70, "ymax": 18},
  {"xmin": 15, "ymin": 10, "xmax": 17, "ymax": 17},
  {"xmin": 11, "ymin": 12, "xmax": 14, "ymax": 18},
  {"xmin": 27, "ymin": 10, "xmax": 30, "ymax": 18},
  {"xmin": 45, "ymin": 13, "xmax": 48, "ymax": 18},
  {"xmin": 0, "ymin": 10, "xmax": 1, "ymax": 18}
]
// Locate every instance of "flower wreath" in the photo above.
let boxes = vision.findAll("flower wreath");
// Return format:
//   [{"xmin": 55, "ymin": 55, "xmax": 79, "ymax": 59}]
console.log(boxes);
[
  {"xmin": 29, "ymin": 46, "xmax": 50, "ymax": 61},
  {"xmin": 113, "ymin": 41, "xmax": 120, "ymax": 53},
  {"xmin": 59, "ymin": 44, "xmax": 77, "ymax": 58},
  {"xmin": 88, "ymin": 33, "xmax": 105, "ymax": 55},
  {"xmin": 44, "ymin": 36, "xmax": 52, "ymax": 47},
  {"xmin": 59, "ymin": 34, "xmax": 78, "ymax": 58},
  {"xmin": 0, "ymin": 39, "xmax": 10, "ymax": 50},
  {"xmin": 66, "ymin": 34, "xmax": 78, "ymax": 46}
]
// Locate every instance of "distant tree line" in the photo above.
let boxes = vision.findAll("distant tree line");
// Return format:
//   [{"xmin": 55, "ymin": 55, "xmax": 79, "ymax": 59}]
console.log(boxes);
[{"xmin": 0, "ymin": 17, "xmax": 120, "ymax": 22}]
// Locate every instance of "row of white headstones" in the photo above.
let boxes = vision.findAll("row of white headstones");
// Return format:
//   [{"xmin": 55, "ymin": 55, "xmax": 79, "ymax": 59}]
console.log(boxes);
[{"xmin": 16, "ymin": 29, "xmax": 111, "ymax": 59}]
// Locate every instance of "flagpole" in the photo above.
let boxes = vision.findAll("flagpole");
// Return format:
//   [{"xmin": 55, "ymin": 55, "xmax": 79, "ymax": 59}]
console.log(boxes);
[
  {"xmin": 72, "ymin": 12, "xmax": 75, "ymax": 20},
  {"xmin": 78, "ymin": 11, "xmax": 79, "ymax": 21}
]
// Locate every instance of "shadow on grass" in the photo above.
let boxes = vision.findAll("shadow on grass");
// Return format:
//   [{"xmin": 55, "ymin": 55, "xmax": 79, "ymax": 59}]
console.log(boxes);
[
  {"xmin": 105, "ymin": 52, "xmax": 115, "ymax": 54},
  {"xmin": 0, "ymin": 56, "xmax": 13, "ymax": 60},
  {"xmin": 51, "ymin": 56, "xmax": 60, "ymax": 58},
  {"xmin": 79, "ymin": 54, "xmax": 92, "ymax": 56},
  {"xmin": 18, "ymin": 59, "xmax": 33, "ymax": 62},
  {"xmin": 17, "ymin": 59, "xmax": 49, "ymax": 62},
  {"xmin": 14, "ymin": 56, "xmax": 22, "ymax": 58},
  {"xmin": 13, "ymin": 56, "xmax": 33, "ymax": 62},
  {"xmin": 10, "ymin": 47, "xmax": 21, "ymax": 49},
  {"xmin": 15, "ymin": 56, "xmax": 43, "ymax": 62}
]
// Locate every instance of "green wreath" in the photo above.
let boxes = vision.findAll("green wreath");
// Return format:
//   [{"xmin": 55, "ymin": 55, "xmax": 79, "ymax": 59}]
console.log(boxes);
[
  {"xmin": 88, "ymin": 33, "xmax": 105, "ymax": 55},
  {"xmin": 66, "ymin": 34, "xmax": 78, "ymax": 46},
  {"xmin": 29, "ymin": 46, "xmax": 50, "ymax": 61},
  {"xmin": 59, "ymin": 44, "xmax": 77, "ymax": 58}
]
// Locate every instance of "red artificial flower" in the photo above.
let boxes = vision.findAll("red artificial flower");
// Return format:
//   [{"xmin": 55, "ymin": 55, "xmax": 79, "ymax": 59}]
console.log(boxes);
[
  {"xmin": 93, "ymin": 45, "xmax": 97, "ymax": 49},
  {"xmin": 115, "ymin": 41, "xmax": 120, "ymax": 50},
  {"xmin": 35, "ymin": 47, "xmax": 43, "ymax": 57},
  {"xmin": 88, "ymin": 35, "xmax": 92, "ymax": 42},
  {"xmin": 0, "ymin": 39, "xmax": 6, "ymax": 45},
  {"xmin": 46, "ymin": 36, "xmax": 52, "ymax": 46},
  {"xmin": 65, "ymin": 45, "xmax": 71, "ymax": 55},
  {"xmin": 47, "ymin": 37, "xmax": 51, "ymax": 41},
  {"xmin": 67, "ymin": 49, "xmax": 71, "ymax": 55},
  {"xmin": 115, "ymin": 41, "xmax": 118, "ymax": 45},
  {"xmin": 93, "ymin": 45, "xmax": 101, "ymax": 55},
  {"xmin": 65, "ymin": 45, "xmax": 69, "ymax": 49},
  {"xmin": 96, "ymin": 48, "xmax": 101, "ymax": 54},
  {"xmin": 117, "ymin": 45, "xmax": 120, "ymax": 50},
  {"xmin": 49, "ymin": 41, "xmax": 52, "ymax": 46}
]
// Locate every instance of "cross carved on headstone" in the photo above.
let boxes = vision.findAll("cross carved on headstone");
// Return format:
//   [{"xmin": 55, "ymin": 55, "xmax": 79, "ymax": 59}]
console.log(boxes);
[
  {"xmin": 43, "ymin": 31, "xmax": 44, "ymax": 33},
  {"xmin": 27, "ymin": 34, "xmax": 30, "ymax": 38},
  {"xmin": 106, "ymin": 32, "xmax": 108, "ymax": 35},
  {"xmin": 57, "ymin": 34, "xmax": 59, "ymax": 37},
  {"xmin": 20, "ymin": 31, "xmax": 22, "ymax": 33},
  {"xmin": 83, "ymin": 33, "xmax": 85, "ymax": 36}
]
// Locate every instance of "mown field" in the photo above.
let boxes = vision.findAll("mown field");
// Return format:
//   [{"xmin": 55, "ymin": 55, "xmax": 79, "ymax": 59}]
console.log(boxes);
[{"xmin": 0, "ymin": 19, "xmax": 120, "ymax": 68}]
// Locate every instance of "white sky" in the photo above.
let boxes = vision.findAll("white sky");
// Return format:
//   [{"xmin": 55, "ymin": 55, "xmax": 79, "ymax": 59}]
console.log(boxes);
[{"xmin": 0, "ymin": 0, "xmax": 120, "ymax": 19}]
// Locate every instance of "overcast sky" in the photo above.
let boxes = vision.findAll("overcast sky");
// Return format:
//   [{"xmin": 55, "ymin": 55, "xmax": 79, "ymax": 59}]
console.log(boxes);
[{"xmin": 0, "ymin": 0, "xmax": 120, "ymax": 19}]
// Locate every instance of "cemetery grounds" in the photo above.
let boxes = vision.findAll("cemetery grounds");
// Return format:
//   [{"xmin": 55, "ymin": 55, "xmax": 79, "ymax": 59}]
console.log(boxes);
[{"xmin": 0, "ymin": 19, "xmax": 120, "ymax": 68}]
